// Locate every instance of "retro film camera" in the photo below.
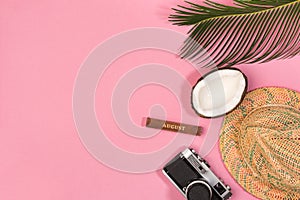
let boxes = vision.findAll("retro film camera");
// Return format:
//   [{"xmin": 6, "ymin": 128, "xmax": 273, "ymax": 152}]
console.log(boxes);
[{"xmin": 163, "ymin": 148, "xmax": 232, "ymax": 200}]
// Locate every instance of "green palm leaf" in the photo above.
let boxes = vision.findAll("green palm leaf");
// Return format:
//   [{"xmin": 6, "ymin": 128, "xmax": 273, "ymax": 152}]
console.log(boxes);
[{"xmin": 170, "ymin": 0, "xmax": 300, "ymax": 68}]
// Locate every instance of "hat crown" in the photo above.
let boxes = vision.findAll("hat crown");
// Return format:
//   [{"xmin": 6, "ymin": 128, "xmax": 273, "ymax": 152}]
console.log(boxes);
[{"xmin": 240, "ymin": 106, "xmax": 300, "ymax": 192}]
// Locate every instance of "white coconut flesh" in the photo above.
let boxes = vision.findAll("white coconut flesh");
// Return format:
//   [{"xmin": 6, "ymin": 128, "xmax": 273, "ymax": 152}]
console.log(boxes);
[{"xmin": 192, "ymin": 69, "xmax": 247, "ymax": 118}]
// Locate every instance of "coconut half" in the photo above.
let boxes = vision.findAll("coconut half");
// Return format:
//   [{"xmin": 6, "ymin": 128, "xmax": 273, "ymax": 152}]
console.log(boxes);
[{"xmin": 192, "ymin": 68, "xmax": 247, "ymax": 118}]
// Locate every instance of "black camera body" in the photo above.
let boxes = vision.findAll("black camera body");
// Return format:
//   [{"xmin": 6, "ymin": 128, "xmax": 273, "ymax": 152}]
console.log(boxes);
[{"xmin": 163, "ymin": 148, "xmax": 232, "ymax": 200}]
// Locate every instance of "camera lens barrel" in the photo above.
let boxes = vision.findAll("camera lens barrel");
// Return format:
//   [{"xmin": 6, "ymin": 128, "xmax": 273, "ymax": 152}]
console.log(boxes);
[{"xmin": 186, "ymin": 180, "xmax": 212, "ymax": 200}]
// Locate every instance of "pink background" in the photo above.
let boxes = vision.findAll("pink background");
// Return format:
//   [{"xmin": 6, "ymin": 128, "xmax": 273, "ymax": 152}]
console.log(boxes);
[{"xmin": 1, "ymin": 0, "xmax": 299, "ymax": 200}]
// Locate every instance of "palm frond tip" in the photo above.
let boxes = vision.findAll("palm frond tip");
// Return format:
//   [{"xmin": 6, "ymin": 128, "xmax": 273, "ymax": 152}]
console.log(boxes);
[{"xmin": 170, "ymin": 0, "xmax": 300, "ymax": 68}]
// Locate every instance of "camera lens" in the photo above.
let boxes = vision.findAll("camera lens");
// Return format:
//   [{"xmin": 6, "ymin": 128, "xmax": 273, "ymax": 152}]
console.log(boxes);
[{"xmin": 186, "ymin": 180, "xmax": 212, "ymax": 200}]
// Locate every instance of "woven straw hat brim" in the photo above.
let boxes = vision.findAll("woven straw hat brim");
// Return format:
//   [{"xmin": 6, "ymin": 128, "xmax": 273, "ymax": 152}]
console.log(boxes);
[{"xmin": 219, "ymin": 87, "xmax": 300, "ymax": 200}]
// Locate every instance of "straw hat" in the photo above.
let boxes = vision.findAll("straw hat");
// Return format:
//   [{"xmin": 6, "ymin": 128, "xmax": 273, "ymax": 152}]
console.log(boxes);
[{"xmin": 219, "ymin": 87, "xmax": 300, "ymax": 200}]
